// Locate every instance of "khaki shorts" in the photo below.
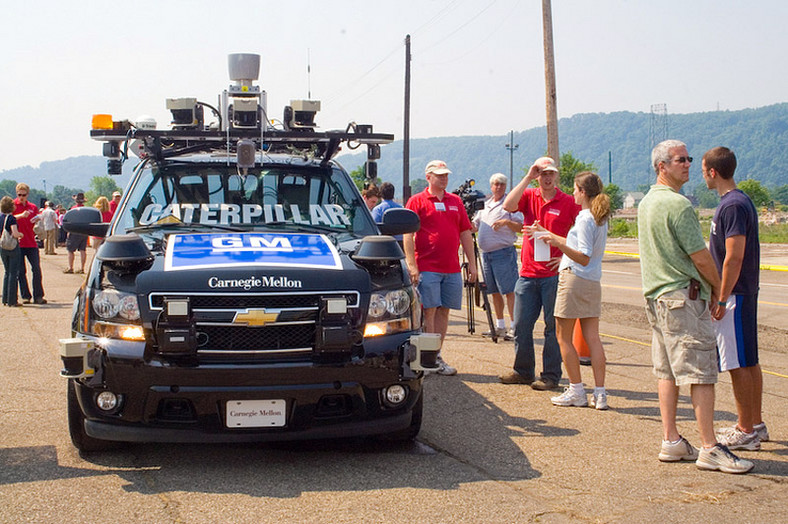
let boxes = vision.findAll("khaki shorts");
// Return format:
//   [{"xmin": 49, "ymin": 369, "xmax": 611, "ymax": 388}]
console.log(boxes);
[
  {"xmin": 645, "ymin": 288, "xmax": 718, "ymax": 386},
  {"xmin": 554, "ymin": 269, "xmax": 601, "ymax": 319}
]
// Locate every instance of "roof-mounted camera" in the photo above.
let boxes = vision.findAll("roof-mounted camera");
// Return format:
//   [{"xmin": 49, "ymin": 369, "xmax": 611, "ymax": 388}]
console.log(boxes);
[
  {"xmin": 284, "ymin": 99, "xmax": 321, "ymax": 131},
  {"xmin": 222, "ymin": 53, "xmax": 266, "ymax": 130}
]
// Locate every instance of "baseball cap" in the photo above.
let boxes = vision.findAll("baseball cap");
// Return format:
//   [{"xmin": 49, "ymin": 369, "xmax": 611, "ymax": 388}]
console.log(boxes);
[
  {"xmin": 535, "ymin": 156, "xmax": 559, "ymax": 173},
  {"xmin": 112, "ymin": 191, "xmax": 121, "ymax": 197},
  {"xmin": 425, "ymin": 160, "xmax": 451, "ymax": 175}
]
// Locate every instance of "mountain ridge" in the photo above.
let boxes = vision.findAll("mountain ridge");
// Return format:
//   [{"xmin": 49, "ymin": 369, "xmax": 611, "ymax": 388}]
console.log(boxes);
[{"xmin": 3, "ymin": 103, "xmax": 786, "ymax": 195}]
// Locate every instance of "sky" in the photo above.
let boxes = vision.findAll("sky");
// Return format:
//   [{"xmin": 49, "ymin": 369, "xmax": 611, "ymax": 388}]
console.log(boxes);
[{"xmin": 1, "ymin": 0, "xmax": 787, "ymax": 172}]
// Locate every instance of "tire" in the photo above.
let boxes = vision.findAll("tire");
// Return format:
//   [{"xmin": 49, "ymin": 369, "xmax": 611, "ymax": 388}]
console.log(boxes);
[{"xmin": 67, "ymin": 380, "xmax": 120, "ymax": 452}]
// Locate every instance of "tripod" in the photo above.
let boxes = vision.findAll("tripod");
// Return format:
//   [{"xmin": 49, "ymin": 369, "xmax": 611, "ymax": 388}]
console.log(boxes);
[{"xmin": 462, "ymin": 233, "xmax": 499, "ymax": 343}]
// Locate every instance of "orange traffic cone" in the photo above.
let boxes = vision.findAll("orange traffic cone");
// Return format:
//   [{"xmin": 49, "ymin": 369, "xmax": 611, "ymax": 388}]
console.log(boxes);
[{"xmin": 573, "ymin": 319, "xmax": 590, "ymax": 360}]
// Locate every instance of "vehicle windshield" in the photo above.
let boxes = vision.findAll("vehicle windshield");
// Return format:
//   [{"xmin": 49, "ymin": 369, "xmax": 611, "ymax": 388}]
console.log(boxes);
[{"xmin": 113, "ymin": 160, "xmax": 376, "ymax": 241}]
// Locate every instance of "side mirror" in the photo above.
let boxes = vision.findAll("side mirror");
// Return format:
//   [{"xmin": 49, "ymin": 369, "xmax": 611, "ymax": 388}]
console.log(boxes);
[
  {"xmin": 62, "ymin": 207, "xmax": 109, "ymax": 237},
  {"xmin": 377, "ymin": 208, "xmax": 420, "ymax": 236}
]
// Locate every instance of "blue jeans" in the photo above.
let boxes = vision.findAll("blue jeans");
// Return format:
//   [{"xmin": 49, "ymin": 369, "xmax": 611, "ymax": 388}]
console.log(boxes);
[
  {"xmin": 512, "ymin": 275, "xmax": 562, "ymax": 382},
  {"xmin": 18, "ymin": 246, "xmax": 44, "ymax": 300},
  {"xmin": 2, "ymin": 245, "xmax": 22, "ymax": 305}
]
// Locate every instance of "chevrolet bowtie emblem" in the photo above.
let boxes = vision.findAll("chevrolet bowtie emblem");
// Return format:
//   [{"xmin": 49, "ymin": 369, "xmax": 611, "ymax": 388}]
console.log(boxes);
[{"xmin": 233, "ymin": 309, "xmax": 280, "ymax": 327}]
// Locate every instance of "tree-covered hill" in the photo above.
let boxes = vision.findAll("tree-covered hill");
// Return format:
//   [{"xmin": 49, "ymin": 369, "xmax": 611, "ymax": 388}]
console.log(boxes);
[
  {"xmin": 3, "ymin": 103, "xmax": 786, "ymax": 195},
  {"xmin": 338, "ymin": 103, "xmax": 788, "ymax": 192}
]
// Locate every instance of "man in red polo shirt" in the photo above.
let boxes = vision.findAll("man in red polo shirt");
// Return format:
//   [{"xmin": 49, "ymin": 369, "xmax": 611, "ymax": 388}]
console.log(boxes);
[
  {"xmin": 404, "ymin": 160, "xmax": 477, "ymax": 376},
  {"xmin": 109, "ymin": 190, "xmax": 121, "ymax": 216},
  {"xmin": 500, "ymin": 157, "xmax": 580, "ymax": 389},
  {"xmin": 13, "ymin": 183, "xmax": 47, "ymax": 304}
]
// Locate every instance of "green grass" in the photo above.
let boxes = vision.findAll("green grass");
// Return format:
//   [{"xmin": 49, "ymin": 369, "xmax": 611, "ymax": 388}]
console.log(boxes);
[
  {"xmin": 759, "ymin": 222, "xmax": 788, "ymax": 243},
  {"xmin": 608, "ymin": 218, "xmax": 638, "ymax": 238},
  {"xmin": 608, "ymin": 217, "xmax": 788, "ymax": 243}
]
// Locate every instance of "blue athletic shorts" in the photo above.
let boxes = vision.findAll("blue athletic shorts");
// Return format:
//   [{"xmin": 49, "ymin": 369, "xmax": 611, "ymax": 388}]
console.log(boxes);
[
  {"xmin": 418, "ymin": 271, "xmax": 463, "ymax": 310},
  {"xmin": 713, "ymin": 293, "xmax": 759, "ymax": 372},
  {"xmin": 481, "ymin": 245, "xmax": 519, "ymax": 295}
]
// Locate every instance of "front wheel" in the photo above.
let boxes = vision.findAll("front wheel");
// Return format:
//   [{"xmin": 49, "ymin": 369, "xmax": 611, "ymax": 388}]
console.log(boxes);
[{"xmin": 67, "ymin": 380, "xmax": 121, "ymax": 453}]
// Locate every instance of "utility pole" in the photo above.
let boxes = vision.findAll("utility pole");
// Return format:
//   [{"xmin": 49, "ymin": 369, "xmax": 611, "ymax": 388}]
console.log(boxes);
[
  {"xmin": 608, "ymin": 151, "xmax": 612, "ymax": 184},
  {"xmin": 505, "ymin": 130, "xmax": 519, "ymax": 181},
  {"xmin": 402, "ymin": 34, "xmax": 412, "ymax": 202},
  {"xmin": 542, "ymin": 0, "xmax": 559, "ymax": 166}
]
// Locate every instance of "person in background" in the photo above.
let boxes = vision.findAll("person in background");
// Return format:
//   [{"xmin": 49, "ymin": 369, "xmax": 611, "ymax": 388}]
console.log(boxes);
[
  {"xmin": 404, "ymin": 160, "xmax": 477, "ymax": 376},
  {"xmin": 362, "ymin": 185, "xmax": 381, "ymax": 211},
  {"xmin": 534, "ymin": 172, "xmax": 611, "ymax": 410},
  {"xmin": 2, "ymin": 195, "xmax": 25, "ymax": 307},
  {"xmin": 13, "ymin": 183, "xmax": 46, "ymax": 304},
  {"xmin": 92, "ymin": 196, "xmax": 112, "ymax": 251},
  {"xmin": 639, "ymin": 139, "xmax": 752, "ymax": 474},
  {"xmin": 702, "ymin": 146, "xmax": 768, "ymax": 451},
  {"xmin": 371, "ymin": 182, "xmax": 403, "ymax": 221},
  {"xmin": 499, "ymin": 157, "xmax": 580, "ymax": 390},
  {"xmin": 109, "ymin": 190, "xmax": 121, "ymax": 216},
  {"xmin": 371, "ymin": 182, "xmax": 403, "ymax": 242},
  {"xmin": 56, "ymin": 204, "xmax": 67, "ymax": 246},
  {"xmin": 40, "ymin": 201, "xmax": 59, "ymax": 255},
  {"xmin": 472, "ymin": 173, "xmax": 523, "ymax": 341},
  {"xmin": 64, "ymin": 192, "xmax": 88, "ymax": 274}
]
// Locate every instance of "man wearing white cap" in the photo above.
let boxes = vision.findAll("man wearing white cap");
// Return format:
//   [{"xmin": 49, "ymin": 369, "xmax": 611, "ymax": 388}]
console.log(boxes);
[
  {"xmin": 500, "ymin": 157, "xmax": 580, "ymax": 390},
  {"xmin": 404, "ymin": 160, "xmax": 477, "ymax": 376},
  {"xmin": 109, "ymin": 191, "xmax": 121, "ymax": 216}
]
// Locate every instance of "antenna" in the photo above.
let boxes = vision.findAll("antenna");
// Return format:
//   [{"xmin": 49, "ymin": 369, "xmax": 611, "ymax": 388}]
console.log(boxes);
[{"xmin": 307, "ymin": 48, "xmax": 312, "ymax": 100}]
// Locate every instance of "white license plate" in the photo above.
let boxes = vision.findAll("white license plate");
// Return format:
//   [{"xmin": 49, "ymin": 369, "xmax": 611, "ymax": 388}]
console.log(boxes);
[{"xmin": 226, "ymin": 399, "xmax": 286, "ymax": 428}]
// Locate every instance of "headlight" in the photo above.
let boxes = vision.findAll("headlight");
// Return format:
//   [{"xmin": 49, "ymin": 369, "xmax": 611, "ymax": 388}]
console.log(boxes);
[
  {"xmin": 92, "ymin": 290, "xmax": 140, "ymax": 321},
  {"xmin": 368, "ymin": 290, "xmax": 411, "ymax": 320},
  {"xmin": 89, "ymin": 289, "xmax": 143, "ymax": 340},
  {"xmin": 365, "ymin": 288, "xmax": 415, "ymax": 337}
]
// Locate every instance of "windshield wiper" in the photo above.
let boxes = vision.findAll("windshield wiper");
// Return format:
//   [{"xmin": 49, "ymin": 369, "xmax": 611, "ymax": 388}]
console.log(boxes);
[
  {"xmin": 259, "ymin": 221, "xmax": 346, "ymax": 236},
  {"xmin": 127, "ymin": 222, "xmax": 247, "ymax": 234}
]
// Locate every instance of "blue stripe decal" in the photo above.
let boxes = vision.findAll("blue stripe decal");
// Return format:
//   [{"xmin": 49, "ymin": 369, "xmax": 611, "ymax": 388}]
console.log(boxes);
[{"xmin": 164, "ymin": 233, "xmax": 342, "ymax": 271}]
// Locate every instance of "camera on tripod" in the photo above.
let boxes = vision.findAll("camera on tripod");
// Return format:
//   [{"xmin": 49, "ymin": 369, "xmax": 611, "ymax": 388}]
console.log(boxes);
[
  {"xmin": 453, "ymin": 179, "xmax": 486, "ymax": 220},
  {"xmin": 452, "ymin": 179, "xmax": 500, "ymax": 342}
]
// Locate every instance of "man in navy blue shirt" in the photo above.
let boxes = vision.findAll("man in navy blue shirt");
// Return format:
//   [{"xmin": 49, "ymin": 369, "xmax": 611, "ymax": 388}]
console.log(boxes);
[
  {"xmin": 371, "ymin": 182, "xmax": 403, "ymax": 242},
  {"xmin": 702, "ymin": 146, "xmax": 768, "ymax": 451}
]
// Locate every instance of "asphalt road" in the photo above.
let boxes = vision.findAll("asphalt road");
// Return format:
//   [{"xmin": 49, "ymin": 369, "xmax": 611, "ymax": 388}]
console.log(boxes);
[{"xmin": 1, "ymin": 248, "xmax": 786, "ymax": 523}]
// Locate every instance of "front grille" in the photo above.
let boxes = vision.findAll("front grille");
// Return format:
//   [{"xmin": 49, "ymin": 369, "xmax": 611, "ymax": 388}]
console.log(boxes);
[
  {"xmin": 197, "ymin": 324, "xmax": 316, "ymax": 352},
  {"xmin": 149, "ymin": 290, "xmax": 361, "ymax": 360}
]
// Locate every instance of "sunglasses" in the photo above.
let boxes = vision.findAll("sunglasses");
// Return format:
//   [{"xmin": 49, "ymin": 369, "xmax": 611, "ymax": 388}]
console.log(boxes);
[
  {"xmin": 17, "ymin": 193, "xmax": 28, "ymax": 197},
  {"xmin": 672, "ymin": 156, "xmax": 693, "ymax": 164}
]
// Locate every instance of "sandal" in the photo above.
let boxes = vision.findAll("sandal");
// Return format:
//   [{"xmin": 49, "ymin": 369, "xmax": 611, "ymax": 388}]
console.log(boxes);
[
  {"xmin": 63, "ymin": 268, "xmax": 73, "ymax": 274},
  {"xmin": 76, "ymin": 269, "xmax": 85, "ymax": 274}
]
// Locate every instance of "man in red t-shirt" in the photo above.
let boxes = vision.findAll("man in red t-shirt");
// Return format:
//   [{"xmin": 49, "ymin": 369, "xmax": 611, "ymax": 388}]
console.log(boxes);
[
  {"xmin": 500, "ymin": 157, "xmax": 580, "ymax": 389},
  {"xmin": 109, "ymin": 190, "xmax": 121, "ymax": 216},
  {"xmin": 13, "ymin": 183, "xmax": 46, "ymax": 304},
  {"xmin": 404, "ymin": 160, "xmax": 477, "ymax": 376}
]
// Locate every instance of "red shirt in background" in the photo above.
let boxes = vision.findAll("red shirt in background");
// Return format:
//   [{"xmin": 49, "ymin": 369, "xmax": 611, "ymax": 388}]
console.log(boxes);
[
  {"xmin": 517, "ymin": 188, "xmax": 580, "ymax": 278},
  {"xmin": 13, "ymin": 198, "xmax": 40, "ymax": 249},
  {"xmin": 405, "ymin": 189, "xmax": 471, "ymax": 274}
]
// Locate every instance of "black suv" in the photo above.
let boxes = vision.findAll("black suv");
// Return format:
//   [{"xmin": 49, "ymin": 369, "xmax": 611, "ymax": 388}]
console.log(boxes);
[{"xmin": 59, "ymin": 54, "xmax": 439, "ymax": 452}]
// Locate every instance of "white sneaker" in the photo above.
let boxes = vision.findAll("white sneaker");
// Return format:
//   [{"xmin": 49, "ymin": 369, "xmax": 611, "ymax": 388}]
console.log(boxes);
[
  {"xmin": 696, "ymin": 444, "xmax": 754, "ymax": 474},
  {"xmin": 590, "ymin": 391, "xmax": 608, "ymax": 410},
  {"xmin": 754, "ymin": 422, "xmax": 770, "ymax": 442},
  {"xmin": 435, "ymin": 358, "xmax": 457, "ymax": 376},
  {"xmin": 715, "ymin": 426, "xmax": 761, "ymax": 451},
  {"xmin": 658, "ymin": 436, "xmax": 699, "ymax": 462},
  {"xmin": 483, "ymin": 328, "xmax": 507, "ymax": 339},
  {"xmin": 718, "ymin": 422, "xmax": 769, "ymax": 444},
  {"xmin": 504, "ymin": 328, "xmax": 515, "ymax": 341},
  {"xmin": 551, "ymin": 387, "xmax": 588, "ymax": 407}
]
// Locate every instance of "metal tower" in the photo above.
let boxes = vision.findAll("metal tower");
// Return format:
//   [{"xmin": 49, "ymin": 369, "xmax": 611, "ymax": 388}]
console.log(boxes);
[{"xmin": 649, "ymin": 103, "xmax": 668, "ymax": 150}]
